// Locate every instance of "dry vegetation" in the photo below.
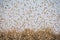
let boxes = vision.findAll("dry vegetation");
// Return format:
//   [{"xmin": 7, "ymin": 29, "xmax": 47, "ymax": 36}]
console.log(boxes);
[{"xmin": 0, "ymin": 28, "xmax": 60, "ymax": 40}]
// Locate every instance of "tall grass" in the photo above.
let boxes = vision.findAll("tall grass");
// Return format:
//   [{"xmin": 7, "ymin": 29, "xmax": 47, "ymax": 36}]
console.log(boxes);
[{"xmin": 0, "ymin": 28, "xmax": 60, "ymax": 40}]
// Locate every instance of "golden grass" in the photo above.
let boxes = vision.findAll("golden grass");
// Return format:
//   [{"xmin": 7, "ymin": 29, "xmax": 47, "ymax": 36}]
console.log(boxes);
[{"xmin": 0, "ymin": 28, "xmax": 60, "ymax": 40}]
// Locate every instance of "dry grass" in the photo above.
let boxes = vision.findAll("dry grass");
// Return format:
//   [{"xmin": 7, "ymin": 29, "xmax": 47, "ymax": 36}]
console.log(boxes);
[
  {"xmin": 55, "ymin": 34, "xmax": 60, "ymax": 40},
  {"xmin": 0, "ymin": 28, "xmax": 60, "ymax": 40}
]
